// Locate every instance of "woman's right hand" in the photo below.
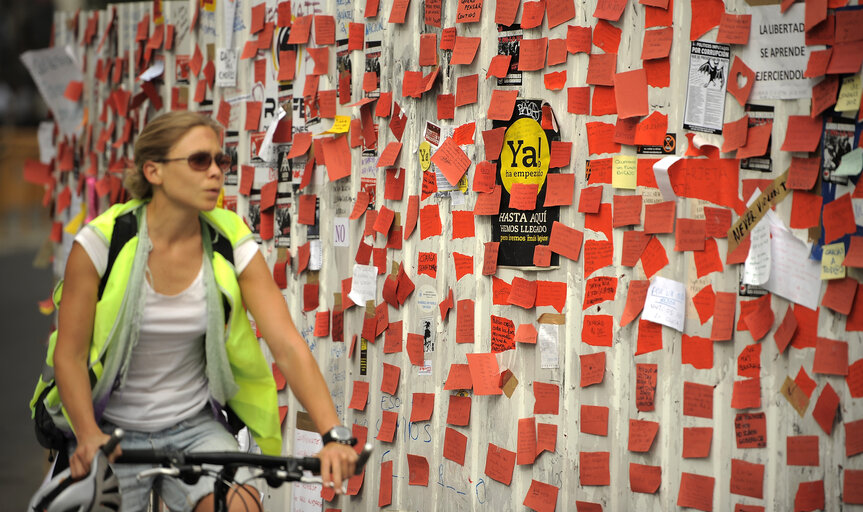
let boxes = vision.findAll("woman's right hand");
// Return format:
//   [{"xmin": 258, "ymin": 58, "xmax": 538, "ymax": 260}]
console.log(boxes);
[{"xmin": 70, "ymin": 430, "xmax": 113, "ymax": 479}]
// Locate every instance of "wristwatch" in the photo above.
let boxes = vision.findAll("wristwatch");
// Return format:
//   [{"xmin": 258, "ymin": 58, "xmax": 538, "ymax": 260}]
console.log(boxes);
[{"xmin": 322, "ymin": 425, "xmax": 357, "ymax": 446}]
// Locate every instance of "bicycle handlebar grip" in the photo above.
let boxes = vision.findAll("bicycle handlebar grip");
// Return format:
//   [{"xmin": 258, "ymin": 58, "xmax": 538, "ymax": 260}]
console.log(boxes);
[
  {"xmin": 355, "ymin": 443, "xmax": 373, "ymax": 474},
  {"xmin": 101, "ymin": 428, "xmax": 124, "ymax": 455}
]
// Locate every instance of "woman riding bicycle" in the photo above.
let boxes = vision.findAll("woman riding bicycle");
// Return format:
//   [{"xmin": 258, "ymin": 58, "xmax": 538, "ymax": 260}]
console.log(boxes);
[{"xmin": 50, "ymin": 111, "xmax": 356, "ymax": 511}]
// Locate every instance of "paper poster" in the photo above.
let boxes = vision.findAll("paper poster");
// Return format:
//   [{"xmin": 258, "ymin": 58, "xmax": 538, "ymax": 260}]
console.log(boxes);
[
  {"xmin": 491, "ymin": 99, "xmax": 560, "ymax": 268},
  {"xmin": 292, "ymin": 420, "xmax": 324, "ymax": 512},
  {"xmin": 276, "ymin": 155, "xmax": 293, "ymax": 248},
  {"xmin": 683, "ymin": 40, "xmax": 730, "ymax": 134},
  {"xmin": 738, "ymin": 4, "xmax": 821, "ymax": 100},
  {"xmin": 497, "ymin": 23, "xmax": 523, "ymax": 86},
  {"xmin": 642, "ymin": 276, "xmax": 686, "ymax": 332},
  {"xmin": 740, "ymin": 104, "xmax": 773, "ymax": 172},
  {"xmin": 820, "ymin": 118, "xmax": 856, "ymax": 185},
  {"xmin": 20, "ymin": 46, "xmax": 84, "ymax": 137}
]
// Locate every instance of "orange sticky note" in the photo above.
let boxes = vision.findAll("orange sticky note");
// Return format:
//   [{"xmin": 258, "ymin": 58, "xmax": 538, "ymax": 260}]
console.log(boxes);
[
  {"xmin": 642, "ymin": 27, "xmax": 673, "ymax": 60},
  {"xmin": 579, "ymin": 451, "xmax": 610, "ymax": 486},
  {"xmin": 718, "ymin": 12, "xmax": 752, "ymax": 45},
  {"xmin": 517, "ymin": 417, "xmax": 537, "ymax": 465},
  {"xmin": 451, "ymin": 36, "xmax": 481, "ymax": 65},
  {"xmin": 682, "ymin": 334, "xmax": 713, "ymax": 370},
  {"xmin": 580, "ymin": 352, "xmax": 606, "ymax": 387},
  {"xmin": 628, "ymin": 419, "xmax": 659, "ymax": 453},
  {"xmin": 549, "ymin": 221, "xmax": 583, "ymax": 261},
  {"xmin": 543, "ymin": 173, "xmax": 574, "ymax": 206},
  {"xmin": 677, "ymin": 472, "xmax": 714, "ymax": 512},
  {"xmin": 523, "ymin": 479, "xmax": 559, "ymax": 512},
  {"xmin": 594, "ymin": 0, "xmax": 626, "ymax": 21},
  {"xmin": 683, "ymin": 381, "xmax": 713, "ymax": 418},
  {"xmin": 509, "ymin": 182, "xmax": 539, "ymax": 210},
  {"xmin": 612, "ymin": 194, "xmax": 643, "ymax": 227},
  {"xmin": 614, "ymin": 69, "xmax": 649, "ymax": 119},
  {"xmin": 466, "ymin": 352, "xmax": 501, "ymax": 395},
  {"xmin": 683, "ymin": 427, "xmax": 713, "ymax": 458},
  {"xmin": 349, "ymin": 380, "xmax": 370, "ymax": 410},
  {"xmin": 781, "ymin": 115, "xmax": 823, "ymax": 152},
  {"xmin": 567, "ymin": 26, "xmax": 592, "ymax": 54},
  {"xmin": 488, "ymin": 89, "xmax": 518, "ymax": 120},
  {"xmin": 580, "ymin": 405, "xmax": 609, "ymax": 436},
  {"xmin": 578, "ymin": 186, "xmax": 603, "ymax": 213},
  {"xmin": 485, "ymin": 443, "xmax": 515, "ymax": 485},
  {"xmin": 518, "ymin": 37, "xmax": 548, "ymax": 71},
  {"xmin": 586, "ymin": 53, "xmax": 616, "ymax": 86}
]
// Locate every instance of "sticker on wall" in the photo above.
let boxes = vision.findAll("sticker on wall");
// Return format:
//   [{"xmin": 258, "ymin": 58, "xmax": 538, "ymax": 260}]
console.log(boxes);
[
  {"xmin": 683, "ymin": 40, "xmax": 730, "ymax": 134},
  {"xmin": 497, "ymin": 23, "xmax": 523, "ymax": 86},
  {"xmin": 491, "ymin": 99, "xmax": 560, "ymax": 269},
  {"xmin": 415, "ymin": 285, "xmax": 438, "ymax": 315},
  {"xmin": 740, "ymin": 104, "xmax": 773, "ymax": 172}
]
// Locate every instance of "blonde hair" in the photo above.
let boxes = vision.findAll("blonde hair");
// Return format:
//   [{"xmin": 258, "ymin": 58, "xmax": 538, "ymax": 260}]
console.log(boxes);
[{"xmin": 125, "ymin": 111, "xmax": 223, "ymax": 199}]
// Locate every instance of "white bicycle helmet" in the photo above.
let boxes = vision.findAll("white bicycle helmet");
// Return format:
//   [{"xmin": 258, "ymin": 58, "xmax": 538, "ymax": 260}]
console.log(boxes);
[{"xmin": 28, "ymin": 431, "xmax": 123, "ymax": 512}]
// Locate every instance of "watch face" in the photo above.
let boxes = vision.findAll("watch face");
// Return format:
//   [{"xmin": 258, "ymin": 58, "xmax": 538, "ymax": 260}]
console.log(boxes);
[{"xmin": 331, "ymin": 426, "xmax": 352, "ymax": 441}]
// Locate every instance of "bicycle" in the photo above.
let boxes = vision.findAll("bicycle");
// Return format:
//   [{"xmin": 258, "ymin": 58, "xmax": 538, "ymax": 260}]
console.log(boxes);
[{"xmin": 29, "ymin": 429, "xmax": 373, "ymax": 512}]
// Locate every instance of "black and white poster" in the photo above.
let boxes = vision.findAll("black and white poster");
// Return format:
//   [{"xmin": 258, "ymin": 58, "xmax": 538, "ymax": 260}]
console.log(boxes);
[{"xmin": 683, "ymin": 40, "xmax": 730, "ymax": 135}]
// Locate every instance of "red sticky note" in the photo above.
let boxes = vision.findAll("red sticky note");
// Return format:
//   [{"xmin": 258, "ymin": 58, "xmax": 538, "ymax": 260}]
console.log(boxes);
[
  {"xmin": 579, "ymin": 451, "xmax": 610, "ymax": 486},
  {"xmin": 683, "ymin": 427, "xmax": 713, "ymax": 458},
  {"xmin": 567, "ymin": 25, "xmax": 592, "ymax": 54},
  {"xmin": 578, "ymin": 186, "xmax": 603, "ymax": 213},
  {"xmin": 781, "ymin": 115, "xmax": 823, "ymax": 152},
  {"xmin": 446, "ymin": 394, "xmax": 471, "ymax": 426},
  {"xmin": 444, "ymin": 364, "xmax": 472, "ymax": 390},
  {"xmin": 731, "ymin": 377, "xmax": 761, "ymax": 409},
  {"xmin": 443, "ymin": 428, "xmax": 467, "ymax": 465},
  {"xmin": 612, "ymin": 194, "xmax": 643, "ymax": 227},
  {"xmin": 431, "ymin": 137, "xmax": 470, "ymax": 186},
  {"xmin": 451, "ymin": 36, "xmax": 481, "ymax": 65},
  {"xmin": 549, "ymin": 221, "xmax": 583, "ymax": 261},
  {"xmin": 730, "ymin": 458, "xmax": 764, "ymax": 499},
  {"xmin": 677, "ymin": 472, "xmax": 714, "ymax": 512},
  {"xmin": 813, "ymin": 383, "xmax": 840, "ymax": 435},
  {"xmin": 639, "ymin": 236, "xmax": 668, "ymax": 278},
  {"xmin": 795, "ymin": 480, "xmax": 825, "ymax": 512},
  {"xmin": 509, "ymin": 182, "xmax": 539, "ymax": 210},
  {"xmin": 786, "ymin": 157, "xmax": 819, "ymax": 189},
  {"xmin": 635, "ymin": 363, "xmax": 658, "ymax": 411},
  {"xmin": 523, "ymin": 479, "xmax": 559, "ymax": 512},
  {"xmin": 594, "ymin": 0, "xmax": 626, "ymax": 21},
  {"xmin": 488, "ymin": 89, "xmax": 518, "ymax": 120},
  {"xmin": 466, "ymin": 352, "xmax": 501, "ymax": 395},
  {"xmin": 628, "ymin": 419, "xmax": 659, "ymax": 453},
  {"xmin": 485, "ymin": 443, "xmax": 516, "ymax": 485},
  {"xmin": 518, "ymin": 37, "xmax": 548, "ymax": 71},
  {"xmin": 727, "ymin": 57, "xmax": 756, "ymax": 107},
  {"xmin": 683, "ymin": 381, "xmax": 713, "ymax": 418},
  {"xmin": 406, "ymin": 454, "xmax": 429, "ymax": 486},
  {"xmin": 630, "ymin": 463, "xmax": 661, "ymax": 494},
  {"xmin": 486, "ymin": 54, "xmax": 512, "ymax": 79},
  {"xmin": 406, "ymin": 333, "xmax": 424, "ymax": 366},
  {"xmin": 517, "ymin": 417, "xmax": 537, "ymax": 465},
  {"xmin": 580, "ymin": 405, "xmax": 609, "ymax": 436},
  {"xmin": 682, "ymin": 334, "xmax": 713, "ymax": 370},
  {"xmin": 410, "ymin": 392, "xmax": 434, "ymax": 423},
  {"xmin": 348, "ymin": 380, "xmax": 369, "ymax": 411},
  {"xmin": 533, "ymin": 381, "xmax": 559, "ymax": 415},
  {"xmin": 614, "ymin": 69, "xmax": 649, "ymax": 119},
  {"xmin": 788, "ymin": 435, "xmax": 819, "ymax": 466},
  {"xmin": 419, "ymin": 204, "xmax": 442, "ymax": 240},
  {"xmin": 580, "ymin": 352, "xmax": 606, "ymax": 387},
  {"xmin": 813, "ymin": 337, "xmax": 849, "ymax": 375},
  {"xmin": 586, "ymin": 53, "xmax": 616, "ymax": 86},
  {"xmin": 823, "ymin": 193, "xmax": 857, "ymax": 243}
]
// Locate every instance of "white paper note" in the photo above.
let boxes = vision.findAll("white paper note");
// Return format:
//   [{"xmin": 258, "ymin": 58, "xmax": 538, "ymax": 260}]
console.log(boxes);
[
  {"xmin": 348, "ymin": 264, "xmax": 377, "ymax": 305},
  {"xmin": 538, "ymin": 323, "xmax": 559, "ymax": 369},
  {"xmin": 642, "ymin": 276, "xmax": 686, "ymax": 332},
  {"xmin": 743, "ymin": 219, "xmax": 771, "ymax": 285},
  {"xmin": 309, "ymin": 240, "xmax": 322, "ymax": 271},
  {"xmin": 333, "ymin": 217, "xmax": 350, "ymax": 247},
  {"xmin": 653, "ymin": 156, "xmax": 682, "ymax": 202},
  {"xmin": 764, "ymin": 220, "xmax": 821, "ymax": 310}
]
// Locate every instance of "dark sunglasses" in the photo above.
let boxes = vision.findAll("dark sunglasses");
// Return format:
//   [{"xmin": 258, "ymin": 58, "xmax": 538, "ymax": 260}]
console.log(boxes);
[{"xmin": 156, "ymin": 151, "xmax": 232, "ymax": 172}]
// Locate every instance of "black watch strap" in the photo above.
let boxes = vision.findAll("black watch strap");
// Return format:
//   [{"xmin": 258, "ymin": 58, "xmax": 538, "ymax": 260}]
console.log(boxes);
[{"xmin": 322, "ymin": 425, "xmax": 357, "ymax": 446}]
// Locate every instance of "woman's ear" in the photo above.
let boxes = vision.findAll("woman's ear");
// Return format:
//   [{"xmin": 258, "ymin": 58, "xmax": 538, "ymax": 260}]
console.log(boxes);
[{"xmin": 142, "ymin": 160, "xmax": 163, "ymax": 187}]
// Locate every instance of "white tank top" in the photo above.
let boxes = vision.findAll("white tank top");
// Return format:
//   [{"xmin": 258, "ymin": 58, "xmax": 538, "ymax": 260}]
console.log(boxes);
[{"xmin": 74, "ymin": 225, "xmax": 259, "ymax": 432}]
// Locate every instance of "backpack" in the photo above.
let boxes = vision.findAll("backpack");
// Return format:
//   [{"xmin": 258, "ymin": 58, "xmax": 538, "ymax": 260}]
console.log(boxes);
[{"xmin": 31, "ymin": 211, "xmax": 236, "ymax": 452}]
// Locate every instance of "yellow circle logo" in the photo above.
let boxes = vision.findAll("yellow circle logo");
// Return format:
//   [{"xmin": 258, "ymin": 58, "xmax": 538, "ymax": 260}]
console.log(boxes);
[
  {"xmin": 499, "ymin": 117, "xmax": 550, "ymax": 194},
  {"xmin": 418, "ymin": 141, "xmax": 431, "ymax": 171}
]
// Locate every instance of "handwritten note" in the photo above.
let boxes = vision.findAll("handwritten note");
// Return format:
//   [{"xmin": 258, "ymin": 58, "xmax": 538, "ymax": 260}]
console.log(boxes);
[{"xmin": 642, "ymin": 276, "xmax": 685, "ymax": 332}]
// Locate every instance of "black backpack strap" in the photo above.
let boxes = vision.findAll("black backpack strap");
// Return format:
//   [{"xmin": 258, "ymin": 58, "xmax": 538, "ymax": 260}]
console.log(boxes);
[
  {"xmin": 97, "ymin": 212, "xmax": 138, "ymax": 300},
  {"xmin": 207, "ymin": 224, "xmax": 235, "ymax": 324}
]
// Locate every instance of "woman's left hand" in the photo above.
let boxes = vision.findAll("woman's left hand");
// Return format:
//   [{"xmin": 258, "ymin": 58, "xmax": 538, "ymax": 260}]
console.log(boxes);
[{"xmin": 318, "ymin": 442, "xmax": 359, "ymax": 494}]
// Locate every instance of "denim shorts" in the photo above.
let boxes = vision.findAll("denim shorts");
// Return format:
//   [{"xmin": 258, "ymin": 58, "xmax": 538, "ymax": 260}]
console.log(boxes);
[{"xmin": 95, "ymin": 408, "xmax": 258, "ymax": 512}]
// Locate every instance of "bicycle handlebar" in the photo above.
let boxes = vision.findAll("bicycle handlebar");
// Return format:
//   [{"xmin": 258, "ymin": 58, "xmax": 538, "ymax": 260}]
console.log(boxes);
[{"xmin": 117, "ymin": 441, "xmax": 373, "ymax": 478}]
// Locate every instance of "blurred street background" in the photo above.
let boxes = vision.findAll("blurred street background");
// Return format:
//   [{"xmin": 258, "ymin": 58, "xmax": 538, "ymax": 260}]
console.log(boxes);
[{"xmin": 2, "ymin": 0, "xmax": 73, "ymax": 509}]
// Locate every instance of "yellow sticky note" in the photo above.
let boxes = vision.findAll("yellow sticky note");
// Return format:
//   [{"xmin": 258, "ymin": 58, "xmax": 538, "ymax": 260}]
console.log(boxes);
[
  {"xmin": 418, "ymin": 141, "xmax": 431, "ymax": 171},
  {"xmin": 64, "ymin": 203, "xmax": 87, "ymax": 235},
  {"xmin": 322, "ymin": 115, "xmax": 351, "ymax": 134},
  {"xmin": 836, "ymin": 75, "xmax": 862, "ymax": 112},
  {"xmin": 612, "ymin": 155, "xmax": 637, "ymax": 189},
  {"xmin": 821, "ymin": 242, "xmax": 846, "ymax": 280}
]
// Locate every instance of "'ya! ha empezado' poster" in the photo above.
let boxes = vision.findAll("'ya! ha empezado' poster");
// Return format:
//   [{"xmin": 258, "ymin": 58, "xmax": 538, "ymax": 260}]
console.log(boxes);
[{"xmin": 492, "ymin": 99, "xmax": 561, "ymax": 269}]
